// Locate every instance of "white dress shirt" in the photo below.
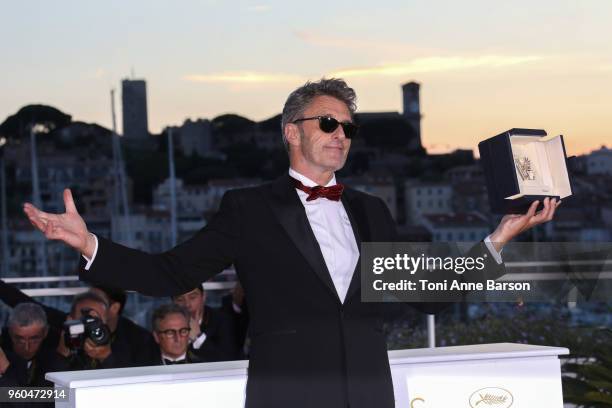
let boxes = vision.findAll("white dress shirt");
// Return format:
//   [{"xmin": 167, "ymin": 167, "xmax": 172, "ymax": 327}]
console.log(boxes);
[
  {"xmin": 161, "ymin": 352, "xmax": 187, "ymax": 364},
  {"xmin": 191, "ymin": 317, "xmax": 207, "ymax": 349},
  {"xmin": 289, "ymin": 168, "xmax": 360, "ymax": 303}
]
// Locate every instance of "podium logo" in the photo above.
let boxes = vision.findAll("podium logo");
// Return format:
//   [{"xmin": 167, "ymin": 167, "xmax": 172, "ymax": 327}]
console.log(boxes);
[{"xmin": 469, "ymin": 387, "xmax": 513, "ymax": 407}]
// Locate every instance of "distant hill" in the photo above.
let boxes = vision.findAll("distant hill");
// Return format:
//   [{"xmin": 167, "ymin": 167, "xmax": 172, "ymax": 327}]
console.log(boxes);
[{"xmin": 211, "ymin": 114, "xmax": 255, "ymax": 135}]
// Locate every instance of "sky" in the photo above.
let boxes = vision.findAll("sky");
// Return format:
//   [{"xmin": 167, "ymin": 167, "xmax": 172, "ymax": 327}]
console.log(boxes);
[{"xmin": 2, "ymin": 0, "xmax": 611, "ymax": 155}]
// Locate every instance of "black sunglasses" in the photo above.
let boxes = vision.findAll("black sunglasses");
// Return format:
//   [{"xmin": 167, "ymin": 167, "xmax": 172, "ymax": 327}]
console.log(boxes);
[{"xmin": 292, "ymin": 116, "xmax": 359, "ymax": 139}]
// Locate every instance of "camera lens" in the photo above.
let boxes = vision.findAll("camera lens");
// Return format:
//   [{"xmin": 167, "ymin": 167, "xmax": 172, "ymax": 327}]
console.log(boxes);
[{"xmin": 89, "ymin": 326, "xmax": 109, "ymax": 344}]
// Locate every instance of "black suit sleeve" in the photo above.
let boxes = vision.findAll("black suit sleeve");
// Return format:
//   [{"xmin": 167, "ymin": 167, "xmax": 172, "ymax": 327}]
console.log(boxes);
[
  {"xmin": 80, "ymin": 191, "xmax": 242, "ymax": 296},
  {"xmin": 0, "ymin": 279, "xmax": 67, "ymax": 331}
]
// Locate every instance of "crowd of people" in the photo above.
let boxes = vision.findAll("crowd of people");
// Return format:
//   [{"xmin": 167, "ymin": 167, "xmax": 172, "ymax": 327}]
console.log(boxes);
[{"xmin": 0, "ymin": 277, "xmax": 249, "ymax": 392}]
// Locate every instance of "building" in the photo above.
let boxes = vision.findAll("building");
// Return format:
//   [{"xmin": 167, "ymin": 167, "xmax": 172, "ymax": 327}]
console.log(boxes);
[
  {"xmin": 402, "ymin": 81, "xmax": 422, "ymax": 150},
  {"xmin": 344, "ymin": 176, "xmax": 397, "ymax": 220},
  {"xmin": 166, "ymin": 119, "xmax": 214, "ymax": 157},
  {"xmin": 404, "ymin": 181, "xmax": 453, "ymax": 225},
  {"xmin": 9, "ymin": 142, "xmax": 118, "ymax": 216},
  {"xmin": 585, "ymin": 146, "xmax": 612, "ymax": 175},
  {"xmin": 110, "ymin": 210, "xmax": 206, "ymax": 253},
  {"xmin": 422, "ymin": 213, "xmax": 490, "ymax": 242},
  {"xmin": 122, "ymin": 78, "xmax": 149, "ymax": 139},
  {"xmin": 5, "ymin": 219, "xmax": 78, "ymax": 277},
  {"xmin": 153, "ymin": 177, "xmax": 261, "ymax": 219},
  {"xmin": 445, "ymin": 164, "xmax": 484, "ymax": 184},
  {"xmin": 451, "ymin": 182, "xmax": 490, "ymax": 216},
  {"xmin": 153, "ymin": 178, "xmax": 214, "ymax": 216}
]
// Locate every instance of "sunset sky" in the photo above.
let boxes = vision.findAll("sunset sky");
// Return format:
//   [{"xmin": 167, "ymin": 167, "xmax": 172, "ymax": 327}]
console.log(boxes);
[{"xmin": 2, "ymin": 0, "xmax": 611, "ymax": 155}]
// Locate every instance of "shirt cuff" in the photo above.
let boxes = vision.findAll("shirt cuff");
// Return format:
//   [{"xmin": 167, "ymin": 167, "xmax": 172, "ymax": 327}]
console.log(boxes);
[
  {"xmin": 191, "ymin": 332, "xmax": 207, "ymax": 350},
  {"xmin": 484, "ymin": 235, "xmax": 503, "ymax": 264},
  {"xmin": 232, "ymin": 302, "xmax": 243, "ymax": 314},
  {"xmin": 82, "ymin": 233, "xmax": 99, "ymax": 271}
]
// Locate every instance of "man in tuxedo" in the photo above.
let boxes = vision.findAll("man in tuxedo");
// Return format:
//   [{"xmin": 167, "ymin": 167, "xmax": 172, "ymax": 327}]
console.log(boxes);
[
  {"xmin": 24, "ymin": 78, "xmax": 559, "ymax": 407},
  {"xmin": 151, "ymin": 304, "xmax": 201, "ymax": 365},
  {"xmin": 0, "ymin": 344, "xmax": 55, "ymax": 408},
  {"xmin": 172, "ymin": 286, "xmax": 239, "ymax": 361},
  {"xmin": 0, "ymin": 278, "xmax": 157, "ymax": 368},
  {"xmin": 1, "ymin": 303, "xmax": 61, "ymax": 387}
]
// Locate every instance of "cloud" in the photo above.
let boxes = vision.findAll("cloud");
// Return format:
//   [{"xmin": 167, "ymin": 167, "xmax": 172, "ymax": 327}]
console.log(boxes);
[
  {"xmin": 181, "ymin": 55, "xmax": 544, "ymax": 86},
  {"xmin": 294, "ymin": 30, "xmax": 431, "ymax": 55},
  {"xmin": 244, "ymin": 4, "xmax": 270, "ymax": 12},
  {"xmin": 423, "ymin": 142, "xmax": 455, "ymax": 154},
  {"xmin": 183, "ymin": 71, "xmax": 302, "ymax": 84},
  {"xmin": 331, "ymin": 55, "xmax": 544, "ymax": 78},
  {"xmin": 92, "ymin": 68, "xmax": 107, "ymax": 79}
]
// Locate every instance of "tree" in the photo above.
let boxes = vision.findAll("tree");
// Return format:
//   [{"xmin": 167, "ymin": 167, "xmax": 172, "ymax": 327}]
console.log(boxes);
[{"xmin": 0, "ymin": 105, "xmax": 71, "ymax": 140}]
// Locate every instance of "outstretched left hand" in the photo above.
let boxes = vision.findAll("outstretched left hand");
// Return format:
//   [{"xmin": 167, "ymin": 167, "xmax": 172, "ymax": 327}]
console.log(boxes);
[{"xmin": 489, "ymin": 197, "xmax": 561, "ymax": 252}]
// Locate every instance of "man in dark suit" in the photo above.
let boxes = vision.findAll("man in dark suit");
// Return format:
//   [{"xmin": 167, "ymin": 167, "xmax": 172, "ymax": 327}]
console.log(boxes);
[
  {"xmin": 150, "ymin": 303, "xmax": 201, "ymax": 366},
  {"xmin": 24, "ymin": 78, "xmax": 559, "ymax": 407},
  {"xmin": 172, "ymin": 286, "xmax": 239, "ymax": 361},
  {"xmin": 0, "ymin": 304, "xmax": 62, "ymax": 408},
  {"xmin": 0, "ymin": 303, "xmax": 62, "ymax": 387}
]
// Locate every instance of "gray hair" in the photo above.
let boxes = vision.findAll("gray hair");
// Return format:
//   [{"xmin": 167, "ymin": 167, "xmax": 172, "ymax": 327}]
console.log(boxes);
[
  {"xmin": 8, "ymin": 303, "xmax": 48, "ymax": 329},
  {"xmin": 152, "ymin": 303, "xmax": 190, "ymax": 332},
  {"xmin": 281, "ymin": 78, "xmax": 357, "ymax": 150}
]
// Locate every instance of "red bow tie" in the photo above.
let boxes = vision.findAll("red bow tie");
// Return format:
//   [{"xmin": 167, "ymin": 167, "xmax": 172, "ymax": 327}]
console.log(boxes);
[{"xmin": 291, "ymin": 177, "xmax": 344, "ymax": 202}]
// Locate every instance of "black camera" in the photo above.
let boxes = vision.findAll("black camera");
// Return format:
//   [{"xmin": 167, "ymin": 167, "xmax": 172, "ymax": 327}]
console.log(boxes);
[{"xmin": 64, "ymin": 309, "xmax": 111, "ymax": 350}]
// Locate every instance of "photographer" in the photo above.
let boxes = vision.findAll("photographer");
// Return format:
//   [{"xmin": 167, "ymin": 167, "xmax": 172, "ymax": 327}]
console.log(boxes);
[
  {"xmin": 56, "ymin": 292, "xmax": 127, "ymax": 370},
  {"xmin": 1, "ymin": 278, "xmax": 156, "ymax": 367},
  {"xmin": 89, "ymin": 285, "xmax": 158, "ymax": 366}
]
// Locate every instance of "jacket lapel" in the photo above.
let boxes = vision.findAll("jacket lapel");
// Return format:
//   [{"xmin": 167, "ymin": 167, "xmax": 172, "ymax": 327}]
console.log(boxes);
[
  {"xmin": 342, "ymin": 188, "xmax": 370, "ymax": 302},
  {"xmin": 265, "ymin": 175, "xmax": 340, "ymax": 302}
]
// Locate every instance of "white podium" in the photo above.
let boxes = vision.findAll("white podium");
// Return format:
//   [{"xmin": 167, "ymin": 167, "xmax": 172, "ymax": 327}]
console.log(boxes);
[{"xmin": 47, "ymin": 343, "xmax": 568, "ymax": 408}]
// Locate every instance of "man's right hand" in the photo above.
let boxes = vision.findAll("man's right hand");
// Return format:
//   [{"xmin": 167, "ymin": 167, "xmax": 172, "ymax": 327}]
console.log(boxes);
[
  {"xmin": 23, "ymin": 188, "xmax": 95, "ymax": 259},
  {"xmin": 189, "ymin": 315, "xmax": 202, "ymax": 341},
  {"xmin": 83, "ymin": 339, "xmax": 112, "ymax": 362}
]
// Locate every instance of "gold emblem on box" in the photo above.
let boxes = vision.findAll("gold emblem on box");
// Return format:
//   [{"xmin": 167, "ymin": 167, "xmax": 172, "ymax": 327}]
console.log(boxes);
[
  {"xmin": 410, "ymin": 397, "xmax": 425, "ymax": 407},
  {"xmin": 469, "ymin": 387, "xmax": 514, "ymax": 407}
]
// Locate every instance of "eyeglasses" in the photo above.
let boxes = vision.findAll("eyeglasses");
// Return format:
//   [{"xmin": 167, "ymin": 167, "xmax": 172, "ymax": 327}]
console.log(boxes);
[
  {"xmin": 157, "ymin": 327, "xmax": 190, "ymax": 338},
  {"xmin": 292, "ymin": 116, "xmax": 359, "ymax": 139}
]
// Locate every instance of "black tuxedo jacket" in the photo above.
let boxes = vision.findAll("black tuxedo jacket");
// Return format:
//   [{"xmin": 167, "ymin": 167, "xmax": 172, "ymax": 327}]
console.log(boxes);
[
  {"xmin": 80, "ymin": 174, "xmax": 501, "ymax": 408},
  {"xmin": 0, "ymin": 350, "xmax": 57, "ymax": 408},
  {"xmin": 190, "ymin": 305, "xmax": 240, "ymax": 362},
  {"xmin": 221, "ymin": 294, "xmax": 250, "ymax": 358}
]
